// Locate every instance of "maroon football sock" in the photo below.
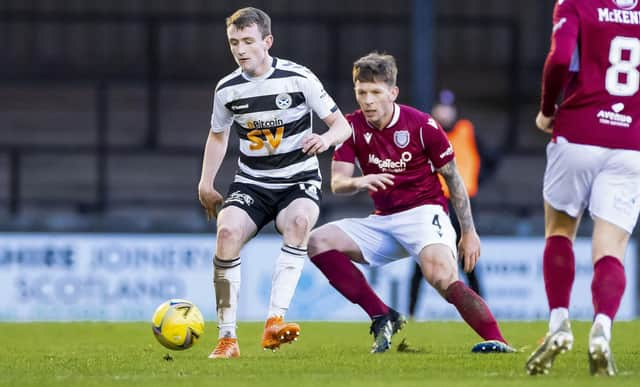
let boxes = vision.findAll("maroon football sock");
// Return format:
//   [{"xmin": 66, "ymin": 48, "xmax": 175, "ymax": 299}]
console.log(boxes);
[
  {"xmin": 592, "ymin": 256, "xmax": 626, "ymax": 320},
  {"xmin": 543, "ymin": 235, "xmax": 575, "ymax": 309},
  {"xmin": 310, "ymin": 249, "xmax": 388, "ymax": 318},
  {"xmin": 445, "ymin": 281, "xmax": 506, "ymax": 343}
]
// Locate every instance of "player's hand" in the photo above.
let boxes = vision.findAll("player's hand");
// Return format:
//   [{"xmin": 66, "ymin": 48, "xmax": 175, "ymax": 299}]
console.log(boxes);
[
  {"xmin": 458, "ymin": 230, "xmax": 481, "ymax": 273},
  {"xmin": 535, "ymin": 111, "xmax": 554, "ymax": 133},
  {"xmin": 302, "ymin": 133, "xmax": 330, "ymax": 155},
  {"xmin": 355, "ymin": 174, "xmax": 395, "ymax": 192},
  {"xmin": 197, "ymin": 183, "xmax": 223, "ymax": 222}
]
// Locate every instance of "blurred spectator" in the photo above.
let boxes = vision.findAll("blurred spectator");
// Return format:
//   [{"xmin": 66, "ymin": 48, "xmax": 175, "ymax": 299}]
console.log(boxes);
[{"xmin": 408, "ymin": 89, "xmax": 497, "ymax": 319}]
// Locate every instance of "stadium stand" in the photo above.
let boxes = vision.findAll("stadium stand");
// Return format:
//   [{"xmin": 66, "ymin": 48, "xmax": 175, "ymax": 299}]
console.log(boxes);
[{"xmin": 0, "ymin": 0, "xmax": 580, "ymax": 236}]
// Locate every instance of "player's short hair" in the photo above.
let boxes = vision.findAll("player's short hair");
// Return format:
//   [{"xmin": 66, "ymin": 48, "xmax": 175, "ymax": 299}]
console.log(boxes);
[
  {"xmin": 226, "ymin": 7, "xmax": 272, "ymax": 38},
  {"xmin": 352, "ymin": 52, "xmax": 398, "ymax": 86}
]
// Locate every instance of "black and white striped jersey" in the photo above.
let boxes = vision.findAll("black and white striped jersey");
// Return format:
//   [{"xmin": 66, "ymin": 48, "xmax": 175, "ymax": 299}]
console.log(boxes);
[{"xmin": 210, "ymin": 57, "xmax": 338, "ymax": 190}]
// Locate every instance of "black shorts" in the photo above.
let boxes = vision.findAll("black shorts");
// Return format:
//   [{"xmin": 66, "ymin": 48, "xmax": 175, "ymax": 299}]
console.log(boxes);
[{"xmin": 221, "ymin": 182, "xmax": 322, "ymax": 233}]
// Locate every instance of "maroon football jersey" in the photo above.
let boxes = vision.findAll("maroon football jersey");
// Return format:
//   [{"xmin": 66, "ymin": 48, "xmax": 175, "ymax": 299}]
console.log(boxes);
[
  {"xmin": 541, "ymin": 0, "xmax": 640, "ymax": 150},
  {"xmin": 334, "ymin": 104, "xmax": 454, "ymax": 215}
]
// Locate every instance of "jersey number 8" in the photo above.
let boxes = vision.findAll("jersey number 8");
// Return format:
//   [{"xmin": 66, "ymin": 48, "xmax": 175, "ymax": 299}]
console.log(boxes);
[{"xmin": 605, "ymin": 36, "xmax": 640, "ymax": 97}]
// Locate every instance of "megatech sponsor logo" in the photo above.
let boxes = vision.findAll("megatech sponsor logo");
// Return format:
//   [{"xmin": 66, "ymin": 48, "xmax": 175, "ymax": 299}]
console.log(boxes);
[{"xmin": 368, "ymin": 151, "xmax": 412, "ymax": 172}]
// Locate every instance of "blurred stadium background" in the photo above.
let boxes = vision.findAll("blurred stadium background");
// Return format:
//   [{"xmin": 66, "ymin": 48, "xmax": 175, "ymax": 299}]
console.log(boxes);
[
  {"xmin": 0, "ymin": 0, "xmax": 637, "ymax": 322},
  {"xmin": 0, "ymin": 0, "xmax": 555, "ymax": 233}
]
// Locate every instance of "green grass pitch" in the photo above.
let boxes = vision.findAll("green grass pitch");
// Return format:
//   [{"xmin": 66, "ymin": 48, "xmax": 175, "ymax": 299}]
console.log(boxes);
[{"xmin": 0, "ymin": 321, "xmax": 638, "ymax": 386}]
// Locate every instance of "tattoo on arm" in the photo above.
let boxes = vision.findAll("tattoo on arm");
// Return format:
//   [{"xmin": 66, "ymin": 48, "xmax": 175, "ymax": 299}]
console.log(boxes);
[{"xmin": 439, "ymin": 160, "xmax": 475, "ymax": 233}]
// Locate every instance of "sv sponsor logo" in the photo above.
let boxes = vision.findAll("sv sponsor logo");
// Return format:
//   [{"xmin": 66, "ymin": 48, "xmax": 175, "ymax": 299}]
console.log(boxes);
[{"xmin": 248, "ymin": 126, "xmax": 284, "ymax": 151}]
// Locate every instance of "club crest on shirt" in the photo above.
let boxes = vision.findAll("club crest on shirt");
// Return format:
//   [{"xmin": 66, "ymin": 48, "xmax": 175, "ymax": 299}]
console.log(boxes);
[
  {"xmin": 275, "ymin": 93, "xmax": 292, "ymax": 109},
  {"xmin": 394, "ymin": 130, "xmax": 410, "ymax": 148}
]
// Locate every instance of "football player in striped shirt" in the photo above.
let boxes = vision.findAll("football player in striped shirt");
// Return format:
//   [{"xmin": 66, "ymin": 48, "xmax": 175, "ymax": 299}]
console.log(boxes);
[{"xmin": 198, "ymin": 7, "xmax": 351, "ymax": 359}]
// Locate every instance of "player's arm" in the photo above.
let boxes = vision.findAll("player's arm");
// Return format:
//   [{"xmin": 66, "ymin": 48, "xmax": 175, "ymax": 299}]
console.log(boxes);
[
  {"xmin": 197, "ymin": 129, "xmax": 230, "ymax": 220},
  {"xmin": 302, "ymin": 111, "xmax": 352, "ymax": 155},
  {"xmin": 438, "ymin": 159, "xmax": 480, "ymax": 272},
  {"xmin": 537, "ymin": 0, "xmax": 579, "ymax": 132},
  {"xmin": 299, "ymin": 69, "xmax": 352, "ymax": 154},
  {"xmin": 323, "ymin": 111, "xmax": 352, "ymax": 147},
  {"xmin": 330, "ymin": 160, "xmax": 395, "ymax": 195}
]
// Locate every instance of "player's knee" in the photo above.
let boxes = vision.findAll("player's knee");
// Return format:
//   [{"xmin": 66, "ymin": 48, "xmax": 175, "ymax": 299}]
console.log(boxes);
[
  {"xmin": 216, "ymin": 225, "xmax": 242, "ymax": 247},
  {"xmin": 421, "ymin": 256, "xmax": 457, "ymax": 294},
  {"xmin": 307, "ymin": 229, "xmax": 329, "ymax": 257},
  {"xmin": 283, "ymin": 214, "xmax": 311, "ymax": 246},
  {"xmin": 291, "ymin": 214, "xmax": 310, "ymax": 234}
]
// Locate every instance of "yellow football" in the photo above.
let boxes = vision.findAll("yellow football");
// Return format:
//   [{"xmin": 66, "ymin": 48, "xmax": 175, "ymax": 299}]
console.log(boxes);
[{"xmin": 151, "ymin": 299, "xmax": 205, "ymax": 350}]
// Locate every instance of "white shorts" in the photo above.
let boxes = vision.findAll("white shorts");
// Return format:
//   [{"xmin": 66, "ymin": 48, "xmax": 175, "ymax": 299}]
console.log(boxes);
[
  {"xmin": 330, "ymin": 204, "xmax": 458, "ymax": 267},
  {"xmin": 544, "ymin": 138, "xmax": 640, "ymax": 233}
]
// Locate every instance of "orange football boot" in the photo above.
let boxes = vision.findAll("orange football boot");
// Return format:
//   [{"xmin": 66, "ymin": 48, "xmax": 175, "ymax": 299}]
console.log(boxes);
[
  {"xmin": 261, "ymin": 316, "xmax": 300, "ymax": 350},
  {"xmin": 208, "ymin": 337, "xmax": 240, "ymax": 359}
]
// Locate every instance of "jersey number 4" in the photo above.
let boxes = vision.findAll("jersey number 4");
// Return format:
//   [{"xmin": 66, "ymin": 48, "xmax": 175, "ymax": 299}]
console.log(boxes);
[{"xmin": 606, "ymin": 36, "xmax": 640, "ymax": 97}]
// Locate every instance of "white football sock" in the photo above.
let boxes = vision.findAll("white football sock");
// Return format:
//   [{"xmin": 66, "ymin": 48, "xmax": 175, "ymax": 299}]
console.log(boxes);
[
  {"xmin": 549, "ymin": 307, "xmax": 569, "ymax": 333},
  {"xmin": 213, "ymin": 256, "xmax": 241, "ymax": 339},
  {"xmin": 593, "ymin": 313, "xmax": 612, "ymax": 341},
  {"xmin": 268, "ymin": 244, "xmax": 306, "ymax": 318}
]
